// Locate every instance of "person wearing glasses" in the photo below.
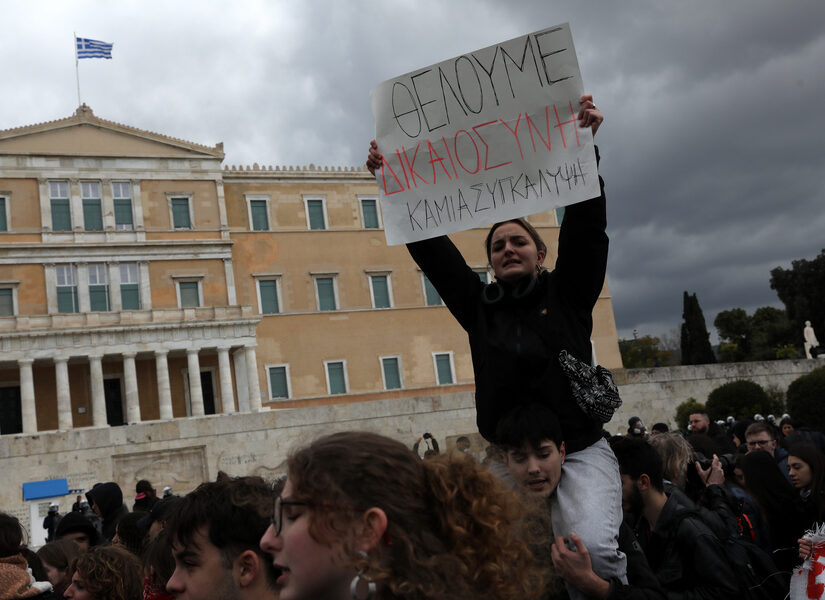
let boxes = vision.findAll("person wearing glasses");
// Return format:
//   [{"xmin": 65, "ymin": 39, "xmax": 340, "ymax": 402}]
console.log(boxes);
[
  {"xmin": 164, "ymin": 475, "xmax": 279, "ymax": 600},
  {"xmin": 259, "ymin": 431, "xmax": 550, "ymax": 600},
  {"xmin": 744, "ymin": 421, "xmax": 792, "ymax": 483}
]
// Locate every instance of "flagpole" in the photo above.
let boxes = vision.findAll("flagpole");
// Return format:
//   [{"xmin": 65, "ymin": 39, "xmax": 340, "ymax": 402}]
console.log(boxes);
[{"xmin": 74, "ymin": 32, "xmax": 82, "ymax": 107}]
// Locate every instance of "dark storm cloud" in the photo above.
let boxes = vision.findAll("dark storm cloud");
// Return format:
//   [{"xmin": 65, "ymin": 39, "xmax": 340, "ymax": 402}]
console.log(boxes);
[{"xmin": 2, "ymin": 0, "xmax": 823, "ymax": 344}]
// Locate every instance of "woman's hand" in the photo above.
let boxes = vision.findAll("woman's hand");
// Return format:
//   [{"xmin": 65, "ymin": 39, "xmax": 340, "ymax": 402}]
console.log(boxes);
[
  {"xmin": 366, "ymin": 139, "xmax": 383, "ymax": 175},
  {"xmin": 578, "ymin": 94, "xmax": 604, "ymax": 137},
  {"xmin": 800, "ymin": 538, "xmax": 814, "ymax": 560}
]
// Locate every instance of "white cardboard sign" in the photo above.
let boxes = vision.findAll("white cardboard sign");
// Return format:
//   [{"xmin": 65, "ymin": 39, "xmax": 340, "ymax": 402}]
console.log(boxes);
[{"xmin": 371, "ymin": 23, "xmax": 600, "ymax": 245}]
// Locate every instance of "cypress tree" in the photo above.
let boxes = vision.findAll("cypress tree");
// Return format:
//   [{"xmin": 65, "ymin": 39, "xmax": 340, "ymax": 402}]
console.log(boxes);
[{"xmin": 680, "ymin": 291, "xmax": 716, "ymax": 365}]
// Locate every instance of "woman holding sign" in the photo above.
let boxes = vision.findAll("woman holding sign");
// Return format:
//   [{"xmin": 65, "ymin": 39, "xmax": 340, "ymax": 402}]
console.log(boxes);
[{"xmin": 367, "ymin": 95, "xmax": 627, "ymax": 596}]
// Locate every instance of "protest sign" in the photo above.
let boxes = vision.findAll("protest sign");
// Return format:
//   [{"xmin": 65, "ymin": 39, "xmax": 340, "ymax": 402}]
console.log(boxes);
[{"xmin": 371, "ymin": 23, "xmax": 600, "ymax": 246}]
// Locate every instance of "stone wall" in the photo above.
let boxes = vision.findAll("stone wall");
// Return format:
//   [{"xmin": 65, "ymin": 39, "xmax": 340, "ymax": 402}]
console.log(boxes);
[
  {"xmin": 1, "ymin": 390, "xmax": 479, "ymax": 544},
  {"xmin": 4, "ymin": 358, "xmax": 822, "ymax": 545},
  {"xmin": 610, "ymin": 358, "xmax": 824, "ymax": 433}
]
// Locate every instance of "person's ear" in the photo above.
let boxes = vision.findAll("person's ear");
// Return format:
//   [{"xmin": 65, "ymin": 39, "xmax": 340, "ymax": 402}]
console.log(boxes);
[
  {"xmin": 356, "ymin": 507, "xmax": 388, "ymax": 552},
  {"xmin": 234, "ymin": 549, "xmax": 260, "ymax": 588},
  {"xmin": 559, "ymin": 441, "xmax": 566, "ymax": 464},
  {"xmin": 536, "ymin": 249, "xmax": 546, "ymax": 265},
  {"xmin": 637, "ymin": 474, "xmax": 651, "ymax": 493}
]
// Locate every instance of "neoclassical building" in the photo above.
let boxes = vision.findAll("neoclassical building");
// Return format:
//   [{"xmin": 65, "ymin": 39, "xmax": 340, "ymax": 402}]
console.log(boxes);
[{"xmin": 0, "ymin": 106, "xmax": 622, "ymax": 436}]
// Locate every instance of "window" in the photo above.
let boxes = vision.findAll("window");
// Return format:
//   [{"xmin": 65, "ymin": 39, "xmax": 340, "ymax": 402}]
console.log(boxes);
[
  {"xmin": 170, "ymin": 197, "xmax": 192, "ymax": 229},
  {"xmin": 304, "ymin": 197, "xmax": 327, "ymax": 230},
  {"xmin": 369, "ymin": 274, "xmax": 391, "ymax": 309},
  {"xmin": 112, "ymin": 182, "xmax": 134, "ymax": 230},
  {"xmin": 120, "ymin": 263, "xmax": 140, "ymax": 310},
  {"xmin": 49, "ymin": 181, "xmax": 71, "ymax": 231},
  {"xmin": 555, "ymin": 207, "xmax": 565, "ymax": 226},
  {"xmin": 56, "ymin": 265, "xmax": 78, "ymax": 313},
  {"xmin": 381, "ymin": 356, "xmax": 402, "ymax": 390},
  {"xmin": 81, "ymin": 182, "xmax": 103, "ymax": 231},
  {"xmin": 433, "ymin": 352, "xmax": 455, "ymax": 385},
  {"xmin": 0, "ymin": 196, "xmax": 8, "ymax": 231},
  {"xmin": 248, "ymin": 197, "xmax": 270, "ymax": 231},
  {"xmin": 0, "ymin": 288, "xmax": 14, "ymax": 316},
  {"xmin": 88, "ymin": 264, "xmax": 109, "ymax": 311},
  {"xmin": 360, "ymin": 197, "xmax": 380, "ymax": 229},
  {"xmin": 178, "ymin": 281, "xmax": 201, "ymax": 307},
  {"xmin": 422, "ymin": 274, "xmax": 442, "ymax": 306},
  {"xmin": 325, "ymin": 360, "xmax": 347, "ymax": 395},
  {"xmin": 257, "ymin": 279, "xmax": 280, "ymax": 314},
  {"xmin": 475, "ymin": 269, "xmax": 491, "ymax": 284},
  {"xmin": 267, "ymin": 365, "xmax": 290, "ymax": 399},
  {"xmin": 315, "ymin": 276, "xmax": 337, "ymax": 311}
]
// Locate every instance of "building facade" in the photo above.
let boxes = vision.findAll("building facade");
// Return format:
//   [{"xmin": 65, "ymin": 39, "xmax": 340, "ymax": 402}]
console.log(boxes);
[{"xmin": 0, "ymin": 105, "xmax": 622, "ymax": 436}]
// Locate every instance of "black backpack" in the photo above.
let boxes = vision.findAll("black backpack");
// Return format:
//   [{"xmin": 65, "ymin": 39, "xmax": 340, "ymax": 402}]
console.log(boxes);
[{"xmin": 674, "ymin": 510, "xmax": 790, "ymax": 600}]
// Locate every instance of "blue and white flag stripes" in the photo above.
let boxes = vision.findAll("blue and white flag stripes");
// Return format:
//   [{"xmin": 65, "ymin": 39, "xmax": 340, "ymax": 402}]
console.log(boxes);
[{"xmin": 76, "ymin": 37, "xmax": 113, "ymax": 59}]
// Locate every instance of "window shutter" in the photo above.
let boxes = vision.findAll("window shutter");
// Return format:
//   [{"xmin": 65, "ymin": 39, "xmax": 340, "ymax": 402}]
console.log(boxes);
[
  {"xmin": 362, "ymin": 199, "xmax": 379, "ymax": 229},
  {"xmin": 172, "ymin": 198, "xmax": 191, "ymax": 228},
  {"xmin": 423, "ymin": 276, "xmax": 442, "ymax": 306},
  {"xmin": 371, "ymin": 276, "xmax": 390, "ymax": 308},
  {"xmin": 382, "ymin": 358, "xmax": 401, "ymax": 389},
  {"xmin": 307, "ymin": 200, "xmax": 326, "ymax": 230},
  {"xmin": 316, "ymin": 278, "xmax": 336, "ymax": 311},
  {"xmin": 89, "ymin": 285, "xmax": 109, "ymax": 311},
  {"xmin": 327, "ymin": 362, "xmax": 346, "ymax": 394},
  {"xmin": 114, "ymin": 198, "xmax": 133, "ymax": 228},
  {"xmin": 120, "ymin": 284, "xmax": 140, "ymax": 310},
  {"xmin": 179, "ymin": 282, "xmax": 200, "ymax": 307},
  {"xmin": 436, "ymin": 354, "xmax": 453, "ymax": 384},
  {"xmin": 259, "ymin": 280, "xmax": 279, "ymax": 314},
  {"xmin": 0, "ymin": 289, "xmax": 13, "ymax": 316},
  {"xmin": 269, "ymin": 367, "xmax": 288, "ymax": 398},
  {"xmin": 0, "ymin": 198, "xmax": 7, "ymax": 231},
  {"xmin": 57, "ymin": 286, "xmax": 78, "ymax": 313},
  {"xmin": 83, "ymin": 198, "xmax": 103, "ymax": 231},
  {"xmin": 51, "ymin": 199, "xmax": 72, "ymax": 231},
  {"xmin": 251, "ymin": 201, "xmax": 269, "ymax": 231}
]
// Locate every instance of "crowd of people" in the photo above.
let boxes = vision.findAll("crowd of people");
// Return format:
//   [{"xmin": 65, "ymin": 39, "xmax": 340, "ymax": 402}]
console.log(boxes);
[{"xmin": 2, "ymin": 97, "xmax": 818, "ymax": 600}]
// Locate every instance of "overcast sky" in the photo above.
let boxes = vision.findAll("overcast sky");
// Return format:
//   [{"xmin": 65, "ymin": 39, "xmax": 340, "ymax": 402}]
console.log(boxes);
[{"xmin": 2, "ymin": 0, "xmax": 823, "ymax": 344}]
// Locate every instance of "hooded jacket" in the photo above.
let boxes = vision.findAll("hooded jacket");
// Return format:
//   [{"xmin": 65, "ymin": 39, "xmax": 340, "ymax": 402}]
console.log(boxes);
[{"xmin": 86, "ymin": 482, "xmax": 128, "ymax": 542}]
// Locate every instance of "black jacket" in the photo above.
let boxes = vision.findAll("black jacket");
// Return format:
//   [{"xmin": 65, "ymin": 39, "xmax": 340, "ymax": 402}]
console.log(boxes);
[
  {"xmin": 86, "ymin": 482, "xmax": 128, "ymax": 542},
  {"xmin": 406, "ymin": 150, "xmax": 607, "ymax": 451},
  {"xmin": 635, "ymin": 494, "xmax": 740, "ymax": 599}
]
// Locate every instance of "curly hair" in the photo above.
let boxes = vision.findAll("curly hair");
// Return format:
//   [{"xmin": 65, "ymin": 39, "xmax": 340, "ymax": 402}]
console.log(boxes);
[
  {"xmin": 70, "ymin": 544, "xmax": 142, "ymax": 600},
  {"xmin": 286, "ymin": 431, "xmax": 549, "ymax": 600}
]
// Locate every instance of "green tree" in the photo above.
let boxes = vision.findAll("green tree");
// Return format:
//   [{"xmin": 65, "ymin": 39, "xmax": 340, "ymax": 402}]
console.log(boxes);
[
  {"xmin": 714, "ymin": 308, "xmax": 751, "ymax": 362},
  {"xmin": 680, "ymin": 292, "xmax": 716, "ymax": 365},
  {"xmin": 675, "ymin": 398, "xmax": 705, "ymax": 430},
  {"xmin": 771, "ymin": 249, "xmax": 825, "ymax": 343},
  {"xmin": 619, "ymin": 335, "xmax": 674, "ymax": 368},
  {"xmin": 705, "ymin": 380, "xmax": 782, "ymax": 421},
  {"xmin": 714, "ymin": 306, "xmax": 796, "ymax": 362},
  {"xmin": 786, "ymin": 366, "xmax": 825, "ymax": 433}
]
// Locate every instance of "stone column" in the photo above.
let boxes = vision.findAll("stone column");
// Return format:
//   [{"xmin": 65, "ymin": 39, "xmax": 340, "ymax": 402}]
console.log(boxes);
[
  {"xmin": 54, "ymin": 357, "xmax": 72, "ymax": 430},
  {"xmin": 217, "ymin": 347, "xmax": 235, "ymax": 414},
  {"xmin": 123, "ymin": 352, "xmax": 141, "ymax": 423},
  {"xmin": 155, "ymin": 350, "xmax": 173, "ymax": 420},
  {"xmin": 89, "ymin": 355, "xmax": 107, "ymax": 426},
  {"xmin": 245, "ymin": 345, "xmax": 262, "ymax": 412},
  {"xmin": 19, "ymin": 359, "xmax": 36, "ymax": 434},
  {"xmin": 187, "ymin": 349, "xmax": 205, "ymax": 417}
]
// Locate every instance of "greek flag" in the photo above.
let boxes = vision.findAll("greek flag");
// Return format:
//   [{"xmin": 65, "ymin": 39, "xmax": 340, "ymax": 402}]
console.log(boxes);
[{"xmin": 76, "ymin": 37, "xmax": 113, "ymax": 59}]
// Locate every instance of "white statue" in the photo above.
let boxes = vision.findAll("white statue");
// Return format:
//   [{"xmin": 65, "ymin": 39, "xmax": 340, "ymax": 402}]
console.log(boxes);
[{"xmin": 804, "ymin": 320, "xmax": 820, "ymax": 359}]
